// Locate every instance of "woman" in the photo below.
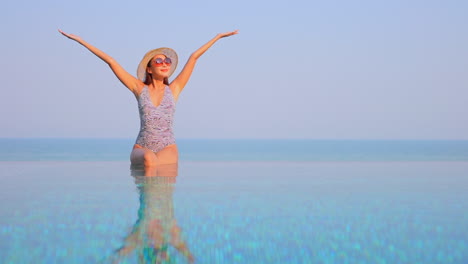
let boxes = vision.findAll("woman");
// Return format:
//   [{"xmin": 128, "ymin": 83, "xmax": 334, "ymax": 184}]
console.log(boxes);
[{"xmin": 59, "ymin": 29, "xmax": 238, "ymax": 167}]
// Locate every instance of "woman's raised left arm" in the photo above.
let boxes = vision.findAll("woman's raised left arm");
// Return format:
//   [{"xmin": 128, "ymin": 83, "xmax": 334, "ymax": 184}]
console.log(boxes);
[{"xmin": 170, "ymin": 30, "xmax": 238, "ymax": 100}]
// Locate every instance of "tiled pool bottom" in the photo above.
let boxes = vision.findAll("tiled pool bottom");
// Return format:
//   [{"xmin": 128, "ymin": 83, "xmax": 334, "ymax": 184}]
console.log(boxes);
[{"xmin": 0, "ymin": 161, "xmax": 467, "ymax": 263}]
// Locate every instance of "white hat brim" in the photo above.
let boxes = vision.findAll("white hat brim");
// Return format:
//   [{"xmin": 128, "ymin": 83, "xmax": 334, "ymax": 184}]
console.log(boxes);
[{"xmin": 136, "ymin": 47, "xmax": 178, "ymax": 81}]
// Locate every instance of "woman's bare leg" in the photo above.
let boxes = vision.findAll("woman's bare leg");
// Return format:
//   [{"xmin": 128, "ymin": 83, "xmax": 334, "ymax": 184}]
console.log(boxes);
[
  {"xmin": 130, "ymin": 144, "xmax": 178, "ymax": 168},
  {"xmin": 154, "ymin": 144, "xmax": 178, "ymax": 164}
]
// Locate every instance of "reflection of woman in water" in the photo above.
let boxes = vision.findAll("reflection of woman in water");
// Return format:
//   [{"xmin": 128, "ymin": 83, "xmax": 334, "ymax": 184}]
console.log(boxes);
[
  {"xmin": 59, "ymin": 29, "xmax": 238, "ymax": 167},
  {"xmin": 110, "ymin": 164, "xmax": 194, "ymax": 263}
]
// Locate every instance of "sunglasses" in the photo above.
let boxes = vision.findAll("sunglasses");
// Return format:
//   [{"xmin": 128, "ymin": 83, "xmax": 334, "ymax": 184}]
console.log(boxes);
[{"xmin": 152, "ymin": 57, "xmax": 172, "ymax": 67}]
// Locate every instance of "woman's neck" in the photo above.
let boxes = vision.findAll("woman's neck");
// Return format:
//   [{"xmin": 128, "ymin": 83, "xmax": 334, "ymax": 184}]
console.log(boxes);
[{"xmin": 150, "ymin": 79, "xmax": 166, "ymax": 90}]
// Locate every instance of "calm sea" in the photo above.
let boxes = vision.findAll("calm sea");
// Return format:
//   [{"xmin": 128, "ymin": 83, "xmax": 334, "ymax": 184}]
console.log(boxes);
[{"xmin": 1, "ymin": 138, "xmax": 468, "ymax": 161}]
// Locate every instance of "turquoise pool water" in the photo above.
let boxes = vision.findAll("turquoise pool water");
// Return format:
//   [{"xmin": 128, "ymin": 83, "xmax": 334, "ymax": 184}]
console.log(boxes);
[
  {"xmin": 1, "ymin": 139, "xmax": 467, "ymax": 263},
  {"xmin": 1, "ymin": 159, "xmax": 467, "ymax": 263}
]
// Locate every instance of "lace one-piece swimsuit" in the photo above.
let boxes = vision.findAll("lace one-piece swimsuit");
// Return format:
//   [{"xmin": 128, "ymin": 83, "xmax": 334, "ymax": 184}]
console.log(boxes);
[{"xmin": 135, "ymin": 86, "xmax": 176, "ymax": 153}]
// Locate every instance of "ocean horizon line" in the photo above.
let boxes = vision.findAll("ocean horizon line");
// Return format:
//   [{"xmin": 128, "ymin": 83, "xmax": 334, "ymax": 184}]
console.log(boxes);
[{"xmin": 1, "ymin": 137, "xmax": 468, "ymax": 141}]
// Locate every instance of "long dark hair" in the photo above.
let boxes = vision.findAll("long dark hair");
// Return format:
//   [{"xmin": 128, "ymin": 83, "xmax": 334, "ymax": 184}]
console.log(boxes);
[{"xmin": 143, "ymin": 59, "xmax": 169, "ymax": 86}]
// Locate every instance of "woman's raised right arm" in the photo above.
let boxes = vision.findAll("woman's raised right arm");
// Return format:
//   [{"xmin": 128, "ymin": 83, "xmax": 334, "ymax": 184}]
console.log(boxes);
[{"xmin": 58, "ymin": 29, "xmax": 141, "ymax": 94}]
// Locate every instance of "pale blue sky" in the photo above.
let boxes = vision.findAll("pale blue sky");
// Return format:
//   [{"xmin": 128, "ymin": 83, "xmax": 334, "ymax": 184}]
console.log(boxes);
[{"xmin": 1, "ymin": 0, "xmax": 467, "ymax": 139}]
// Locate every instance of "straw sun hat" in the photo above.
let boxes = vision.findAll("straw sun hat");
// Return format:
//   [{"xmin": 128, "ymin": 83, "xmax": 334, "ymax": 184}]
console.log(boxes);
[{"xmin": 136, "ymin": 47, "xmax": 178, "ymax": 81}]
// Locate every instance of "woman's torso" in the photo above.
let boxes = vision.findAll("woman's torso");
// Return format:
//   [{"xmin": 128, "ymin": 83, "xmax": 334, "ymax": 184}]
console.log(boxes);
[{"xmin": 134, "ymin": 86, "xmax": 176, "ymax": 153}]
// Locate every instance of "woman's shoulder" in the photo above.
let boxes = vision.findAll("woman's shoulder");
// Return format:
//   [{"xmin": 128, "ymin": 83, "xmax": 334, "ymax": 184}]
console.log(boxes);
[
  {"xmin": 167, "ymin": 85, "xmax": 178, "ymax": 99},
  {"xmin": 133, "ymin": 82, "xmax": 147, "ymax": 98}
]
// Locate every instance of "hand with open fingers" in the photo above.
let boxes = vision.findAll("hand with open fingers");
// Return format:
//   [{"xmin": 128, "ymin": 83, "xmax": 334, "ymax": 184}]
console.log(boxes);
[
  {"xmin": 58, "ymin": 29, "xmax": 82, "ymax": 42},
  {"xmin": 217, "ymin": 29, "xmax": 239, "ymax": 39}
]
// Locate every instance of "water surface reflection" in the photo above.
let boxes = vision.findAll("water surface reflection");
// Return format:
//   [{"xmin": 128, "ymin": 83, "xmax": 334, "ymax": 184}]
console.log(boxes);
[{"xmin": 109, "ymin": 164, "xmax": 194, "ymax": 263}]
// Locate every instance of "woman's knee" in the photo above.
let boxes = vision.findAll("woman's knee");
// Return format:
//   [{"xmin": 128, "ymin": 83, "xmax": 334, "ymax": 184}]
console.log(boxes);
[
  {"xmin": 130, "ymin": 148, "xmax": 157, "ymax": 167},
  {"xmin": 143, "ymin": 151, "xmax": 158, "ymax": 167}
]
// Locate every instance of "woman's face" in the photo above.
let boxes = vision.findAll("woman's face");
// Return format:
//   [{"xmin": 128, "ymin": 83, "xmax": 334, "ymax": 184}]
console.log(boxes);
[{"xmin": 147, "ymin": 54, "xmax": 172, "ymax": 78}]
